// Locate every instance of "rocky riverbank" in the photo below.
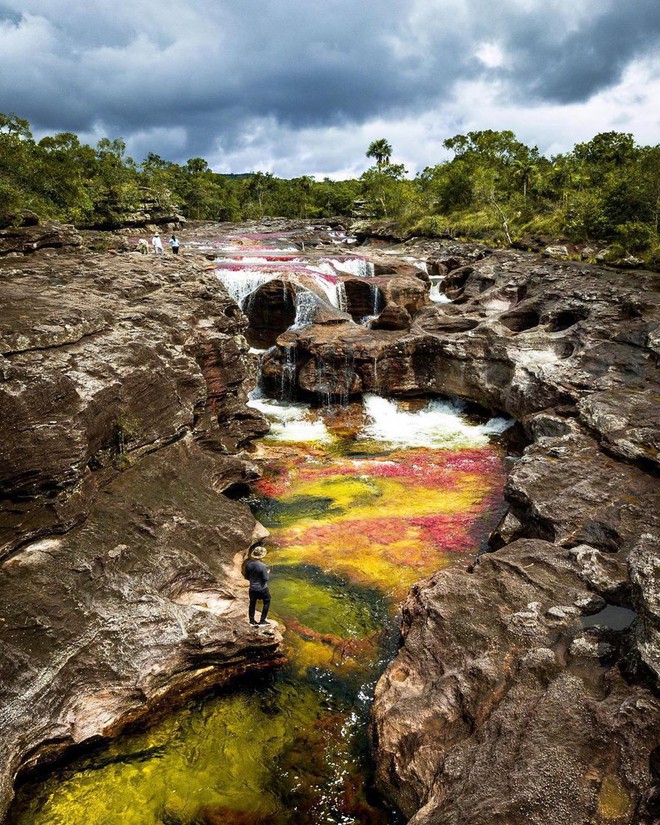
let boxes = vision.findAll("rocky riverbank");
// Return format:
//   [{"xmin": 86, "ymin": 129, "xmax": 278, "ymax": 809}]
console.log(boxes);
[
  {"xmin": 0, "ymin": 244, "xmax": 282, "ymax": 820},
  {"xmin": 256, "ymin": 230, "xmax": 660, "ymax": 823},
  {"xmin": 1, "ymin": 218, "xmax": 658, "ymax": 824}
]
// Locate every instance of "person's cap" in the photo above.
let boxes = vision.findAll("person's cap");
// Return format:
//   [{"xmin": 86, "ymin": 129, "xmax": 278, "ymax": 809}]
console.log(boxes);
[{"xmin": 250, "ymin": 545, "xmax": 267, "ymax": 559}]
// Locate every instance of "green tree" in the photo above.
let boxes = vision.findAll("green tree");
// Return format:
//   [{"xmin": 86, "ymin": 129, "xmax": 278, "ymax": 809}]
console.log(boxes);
[{"xmin": 366, "ymin": 138, "xmax": 393, "ymax": 168}]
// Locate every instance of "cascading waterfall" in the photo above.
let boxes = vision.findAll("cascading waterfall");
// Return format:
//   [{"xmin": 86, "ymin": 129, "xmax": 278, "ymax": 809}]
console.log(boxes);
[
  {"xmin": 280, "ymin": 344, "xmax": 297, "ymax": 400},
  {"xmin": 215, "ymin": 269, "xmax": 278, "ymax": 306},
  {"xmin": 320, "ymin": 257, "xmax": 375, "ymax": 278},
  {"xmin": 292, "ymin": 287, "xmax": 321, "ymax": 328},
  {"xmin": 336, "ymin": 280, "xmax": 348, "ymax": 314},
  {"xmin": 429, "ymin": 275, "xmax": 452, "ymax": 303}
]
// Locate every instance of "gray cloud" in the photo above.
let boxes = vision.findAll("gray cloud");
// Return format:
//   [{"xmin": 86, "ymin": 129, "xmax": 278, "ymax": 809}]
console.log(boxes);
[{"xmin": 0, "ymin": 0, "xmax": 658, "ymax": 174}]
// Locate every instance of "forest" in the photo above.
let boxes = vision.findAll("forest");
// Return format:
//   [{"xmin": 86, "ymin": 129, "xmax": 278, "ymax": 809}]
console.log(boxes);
[{"xmin": 1, "ymin": 112, "xmax": 658, "ymax": 266}]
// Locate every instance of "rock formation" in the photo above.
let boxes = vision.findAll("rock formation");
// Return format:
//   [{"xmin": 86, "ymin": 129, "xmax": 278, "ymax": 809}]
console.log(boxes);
[
  {"xmin": 1, "ymin": 219, "xmax": 658, "ymax": 825},
  {"xmin": 260, "ymin": 237, "xmax": 660, "ymax": 824},
  {"xmin": 0, "ymin": 248, "xmax": 280, "ymax": 820}
]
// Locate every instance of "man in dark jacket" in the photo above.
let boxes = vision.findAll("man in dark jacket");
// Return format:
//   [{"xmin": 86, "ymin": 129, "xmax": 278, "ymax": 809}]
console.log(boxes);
[{"xmin": 244, "ymin": 545, "xmax": 271, "ymax": 625}]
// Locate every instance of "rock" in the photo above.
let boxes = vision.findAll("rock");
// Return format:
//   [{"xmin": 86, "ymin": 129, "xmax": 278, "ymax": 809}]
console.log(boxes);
[
  {"xmin": 0, "ymin": 436, "xmax": 283, "ymax": 821},
  {"xmin": 628, "ymin": 534, "xmax": 660, "ymax": 686},
  {"xmin": 501, "ymin": 419, "xmax": 658, "ymax": 554},
  {"xmin": 0, "ymin": 246, "xmax": 277, "ymax": 817},
  {"xmin": 371, "ymin": 302, "xmax": 412, "ymax": 330},
  {"xmin": 0, "ymin": 220, "xmax": 82, "ymax": 256},
  {"xmin": 543, "ymin": 244, "xmax": 570, "ymax": 258},
  {"xmin": 373, "ymin": 539, "xmax": 660, "ymax": 825},
  {"xmin": 0, "ymin": 209, "xmax": 40, "ymax": 230},
  {"xmin": 0, "ymin": 252, "xmax": 267, "ymax": 556},
  {"xmin": 327, "ymin": 242, "xmax": 660, "ymax": 824}
]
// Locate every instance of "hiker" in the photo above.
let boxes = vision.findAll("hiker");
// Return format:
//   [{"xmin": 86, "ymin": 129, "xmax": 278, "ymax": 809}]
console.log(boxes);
[
  {"xmin": 169, "ymin": 234, "xmax": 180, "ymax": 255},
  {"xmin": 243, "ymin": 545, "xmax": 271, "ymax": 625},
  {"xmin": 137, "ymin": 238, "xmax": 149, "ymax": 254},
  {"xmin": 152, "ymin": 232, "xmax": 164, "ymax": 254}
]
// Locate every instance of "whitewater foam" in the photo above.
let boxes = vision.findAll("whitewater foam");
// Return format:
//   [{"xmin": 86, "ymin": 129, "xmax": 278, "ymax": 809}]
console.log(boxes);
[
  {"xmin": 359, "ymin": 394, "xmax": 512, "ymax": 449},
  {"xmin": 247, "ymin": 394, "xmax": 333, "ymax": 443}
]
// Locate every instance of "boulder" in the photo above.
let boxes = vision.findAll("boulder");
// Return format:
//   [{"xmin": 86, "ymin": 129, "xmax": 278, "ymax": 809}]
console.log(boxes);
[
  {"xmin": 0, "ymin": 220, "xmax": 82, "ymax": 256},
  {"xmin": 373, "ymin": 539, "xmax": 660, "ymax": 825}
]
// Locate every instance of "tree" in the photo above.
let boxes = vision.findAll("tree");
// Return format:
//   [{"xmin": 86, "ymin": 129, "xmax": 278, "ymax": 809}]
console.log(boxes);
[{"xmin": 366, "ymin": 138, "xmax": 393, "ymax": 168}]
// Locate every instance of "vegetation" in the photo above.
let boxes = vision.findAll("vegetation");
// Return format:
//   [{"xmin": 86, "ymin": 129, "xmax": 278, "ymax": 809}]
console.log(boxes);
[{"xmin": 1, "ymin": 112, "xmax": 658, "ymax": 265}]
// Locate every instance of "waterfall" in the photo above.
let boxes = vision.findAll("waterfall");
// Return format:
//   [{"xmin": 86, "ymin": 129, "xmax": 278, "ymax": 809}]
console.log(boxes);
[
  {"xmin": 359, "ymin": 283, "xmax": 383, "ymax": 327},
  {"xmin": 429, "ymin": 275, "xmax": 452, "ymax": 303},
  {"xmin": 281, "ymin": 345, "xmax": 297, "ymax": 400},
  {"xmin": 292, "ymin": 288, "xmax": 321, "ymax": 328},
  {"xmin": 336, "ymin": 281, "xmax": 348, "ymax": 314},
  {"xmin": 215, "ymin": 269, "xmax": 278, "ymax": 307},
  {"xmin": 371, "ymin": 283, "xmax": 382, "ymax": 316},
  {"xmin": 339, "ymin": 349, "xmax": 355, "ymax": 407},
  {"xmin": 318, "ymin": 258, "xmax": 375, "ymax": 278}
]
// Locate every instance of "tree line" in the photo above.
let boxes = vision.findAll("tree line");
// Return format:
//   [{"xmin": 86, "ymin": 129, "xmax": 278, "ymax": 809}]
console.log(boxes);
[{"xmin": 1, "ymin": 113, "xmax": 658, "ymax": 265}]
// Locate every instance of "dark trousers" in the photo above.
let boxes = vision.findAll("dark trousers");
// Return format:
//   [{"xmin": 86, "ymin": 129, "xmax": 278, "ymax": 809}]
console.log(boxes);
[
  {"xmin": 249, "ymin": 588, "xmax": 271, "ymax": 622},
  {"xmin": 172, "ymin": 247, "xmax": 179, "ymax": 254}
]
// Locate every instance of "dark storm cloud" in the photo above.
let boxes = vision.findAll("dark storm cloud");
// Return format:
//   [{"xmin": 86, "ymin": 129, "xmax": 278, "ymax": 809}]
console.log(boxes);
[
  {"xmin": 0, "ymin": 0, "xmax": 658, "ymax": 169},
  {"xmin": 481, "ymin": 0, "xmax": 660, "ymax": 103}
]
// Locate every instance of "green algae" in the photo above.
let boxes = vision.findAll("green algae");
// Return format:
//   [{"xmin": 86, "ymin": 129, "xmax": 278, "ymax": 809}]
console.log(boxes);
[{"xmin": 271, "ymin": 566, "xmax": 388, "ymax": 640}]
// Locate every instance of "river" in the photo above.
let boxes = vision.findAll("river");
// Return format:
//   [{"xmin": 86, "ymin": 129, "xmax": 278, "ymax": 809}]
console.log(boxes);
[{"xmin": 9, "ymin": 229, "xmax": 509, "ymax": 825}]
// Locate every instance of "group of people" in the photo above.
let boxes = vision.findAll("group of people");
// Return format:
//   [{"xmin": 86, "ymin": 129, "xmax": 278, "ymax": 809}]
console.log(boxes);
[{"xmin": 137, "ymin": 233, "xmax": 180, "ymax": 254}]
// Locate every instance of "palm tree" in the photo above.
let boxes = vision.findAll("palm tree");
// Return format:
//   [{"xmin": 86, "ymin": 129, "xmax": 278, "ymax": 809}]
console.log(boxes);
[{"xmin": 366, "ymin": 138, "xmax": 393, "ymax": 168}]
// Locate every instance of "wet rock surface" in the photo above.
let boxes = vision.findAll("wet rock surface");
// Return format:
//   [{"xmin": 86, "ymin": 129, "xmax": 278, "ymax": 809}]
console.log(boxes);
[
  {"xmin": 0, "ymin": 248, "xmax": 277, "ymax": 819},
  {"xmin": 357, "ymin": 245, "xmax": 660, "ymax": 824},
  {"xmin": 257, "ymin": 231, "xmax": 659, "ymax": 824}
]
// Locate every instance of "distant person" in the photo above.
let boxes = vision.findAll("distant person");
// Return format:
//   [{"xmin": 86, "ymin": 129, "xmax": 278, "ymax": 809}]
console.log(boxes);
[
  {"xmin": 169, "ymin": 234, "xmax": 180, "ymax": 255},
  {"xmin": 137, "ymin": 238, "xmax": 149, "ymax": 254},
  {"xmin": 243, "ymin": 545, "xmax": 271, "ymax": 625},
  {"xmin": 152, "ymin": 232, "xmax": 164, "ymax": 254}
]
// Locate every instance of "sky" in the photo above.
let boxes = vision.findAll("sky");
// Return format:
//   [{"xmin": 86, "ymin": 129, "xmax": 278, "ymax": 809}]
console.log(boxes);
[{"xmin": 0, "ymin": 0, "xmax": 658, "ymax": 178}]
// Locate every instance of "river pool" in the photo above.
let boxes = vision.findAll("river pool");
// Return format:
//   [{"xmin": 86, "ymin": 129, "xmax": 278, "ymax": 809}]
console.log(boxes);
[{"xmin": 10, "ymin": 395, "xmax": 508, "ymax": 825}]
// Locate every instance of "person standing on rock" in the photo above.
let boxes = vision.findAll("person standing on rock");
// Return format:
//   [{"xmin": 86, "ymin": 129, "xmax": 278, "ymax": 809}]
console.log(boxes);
[
  {"xmin": 152, "ymin": 232, "xmax": 164, "ymax": 254},
  {"xmin": 169, "ymin": 234, "xmax": 180, "ymax": 255},
  {"xmin": 243, "ymin": 545, "xmax": 271, "ymax": 625}
]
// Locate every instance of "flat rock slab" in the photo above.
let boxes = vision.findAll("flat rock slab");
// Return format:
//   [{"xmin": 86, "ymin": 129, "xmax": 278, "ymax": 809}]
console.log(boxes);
[{"xmin": 0, "ymin": 436, "xmax": 282, "ymax": 820}]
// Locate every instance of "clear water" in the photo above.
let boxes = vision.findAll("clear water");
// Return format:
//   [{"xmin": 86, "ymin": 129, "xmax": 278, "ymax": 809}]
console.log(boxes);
[{"xmin": 9, "ymin": 402, "xmax": 507, "ymax": 825}]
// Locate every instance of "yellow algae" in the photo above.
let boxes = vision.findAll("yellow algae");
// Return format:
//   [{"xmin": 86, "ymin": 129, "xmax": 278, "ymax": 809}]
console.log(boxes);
[{"xmin": 597, "ymin": 775, "xmax": 632, "ymax": 821}]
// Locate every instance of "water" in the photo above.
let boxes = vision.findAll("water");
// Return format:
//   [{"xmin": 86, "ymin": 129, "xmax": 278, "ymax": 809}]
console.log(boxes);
[
  {"xmin": 9, "ymin": 231, "xmax": 509, "ymax": 825},
  {"xmin": 10, "ymin": 399, "xmax": 507, "ymax": 825},
  {"xmin": 580, "ymin": 604, "xmax": 637, "ymax": 630},
  {"xmin": 429, "ymin": 275, "xmax": 451, "ymax": 303}
]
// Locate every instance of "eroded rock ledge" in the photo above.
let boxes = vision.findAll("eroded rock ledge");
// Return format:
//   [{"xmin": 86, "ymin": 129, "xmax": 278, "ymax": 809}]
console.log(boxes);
[
  {"xmin": 0, "ymin": 251, "xmax": 278, "ymax": 820},
  {"xmin": 261, "ymin": 237, "xmax": 660, "ymax": 824}
]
